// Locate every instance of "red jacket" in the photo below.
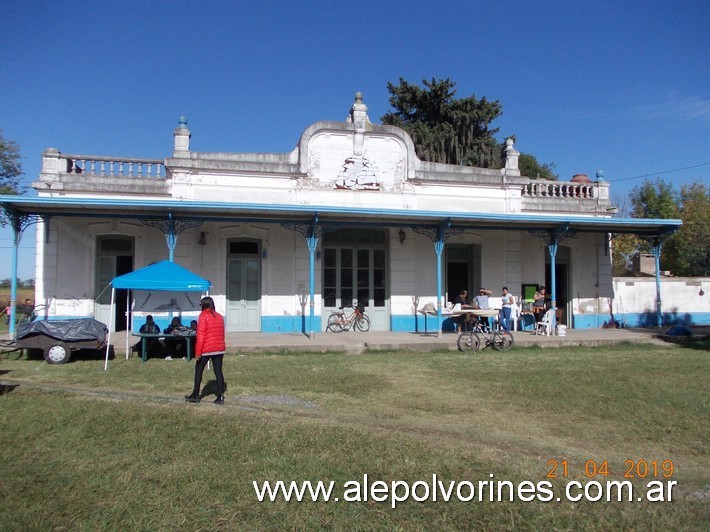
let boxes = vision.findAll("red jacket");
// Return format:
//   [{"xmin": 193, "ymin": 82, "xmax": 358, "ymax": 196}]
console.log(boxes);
[{"xmin": 195, "ymin": 309, "xmax": 226, "ymax": 357}]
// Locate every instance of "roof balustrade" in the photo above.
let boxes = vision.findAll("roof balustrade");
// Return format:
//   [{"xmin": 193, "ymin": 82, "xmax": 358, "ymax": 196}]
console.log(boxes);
[{"xmin": 59, "ymin": 154, "xmax": 165, "ymax": 179}]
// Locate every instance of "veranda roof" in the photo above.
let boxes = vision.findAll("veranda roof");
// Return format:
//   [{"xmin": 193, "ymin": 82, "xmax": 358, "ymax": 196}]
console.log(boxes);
[{"xmin": 0, "ymin": 196, "xmax": 682, "ymax": 236}]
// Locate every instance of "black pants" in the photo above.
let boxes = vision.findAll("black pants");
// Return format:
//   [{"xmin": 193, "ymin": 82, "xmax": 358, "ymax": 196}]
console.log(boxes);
[{"xmin": 192, "ymin": 354, "xmax": 225, "ymax": 396}]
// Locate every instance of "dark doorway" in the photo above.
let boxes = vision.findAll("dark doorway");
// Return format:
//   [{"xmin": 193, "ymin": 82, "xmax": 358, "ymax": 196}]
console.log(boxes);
[
  {"xmin": 446, "ymin": 245, "xmax": 481, "ymax": 304},
  {"xmin": 115, "ymin": 256, "xmax": 133, "ymax": 331},
  {"xmin": 545, "ymin": 264, "xmax": 569, "ymax": 325},
  {"xmin": 95, "ymin": 236, "xmax": 134, "ymax": 332},
  {"xmin": 447, "ymin": 262, "xmax": 469, "ymax": 304}
]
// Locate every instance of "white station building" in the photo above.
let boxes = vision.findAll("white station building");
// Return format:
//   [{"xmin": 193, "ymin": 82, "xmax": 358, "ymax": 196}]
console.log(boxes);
[{"xmin": 2, "ymin": 93, "xmax": 681, "ymax": 334}]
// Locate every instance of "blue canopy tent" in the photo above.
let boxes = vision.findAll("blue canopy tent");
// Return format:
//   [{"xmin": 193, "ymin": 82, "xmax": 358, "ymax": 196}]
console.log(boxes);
[{"xmin": 104, "ymin": 261, "xmax": 211, "ymax": 370}]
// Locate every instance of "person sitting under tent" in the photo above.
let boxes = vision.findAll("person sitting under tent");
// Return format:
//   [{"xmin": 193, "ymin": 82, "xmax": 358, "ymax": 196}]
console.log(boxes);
[
  {"xmin": 133, "ymin": 315, "xmax": 162, "ymax": 356},
  {"xmin": 164, "ymin": 316, "xmax": 189, "ymax": 358}
]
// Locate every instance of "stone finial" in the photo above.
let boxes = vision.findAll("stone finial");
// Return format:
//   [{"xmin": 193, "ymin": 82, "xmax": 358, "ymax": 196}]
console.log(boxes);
[
  {"xmin": 173, "ymin": 115, "xmax": 191, "ymax": 157},
  {"xmin": 347, "ymin": 92, "xmax": 370, "ymax": 125},
  {"xmin": 596, "ymin": 170, "xmax": 605, "ymax": 181},
  {"xmin": 504, "ymin": 137, "xmax": 520, "ymax": 177},
  {"xmin": 348, "ymin": 92, "xmax": 370, "ymax": 156}
]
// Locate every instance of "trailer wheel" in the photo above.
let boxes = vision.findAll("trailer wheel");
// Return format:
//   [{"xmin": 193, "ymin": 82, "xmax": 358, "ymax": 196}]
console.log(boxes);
[{"xmin": 44, "ymin": 342, "xmax": 72, "ymax": 364}]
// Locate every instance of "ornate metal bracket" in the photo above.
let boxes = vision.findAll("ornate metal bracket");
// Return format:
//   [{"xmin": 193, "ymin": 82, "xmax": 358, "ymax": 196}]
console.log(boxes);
[
  {"xmin": 140, "ymin": 214, "xmax": 203, "ymax": 236},
  {"xmin": 412, "ymin": 219, "xmax": 464, "ymax": 243},
  {"xmin": 5, "ymin": 211, "xmax": 41, "ymax": 242},
  {"xmin": 282, "ymin": 214, "xmax": 322, "ymax": 240},
  {"xmin": 530, "ymin": 223, "xmax": 576, "ymax": 247},
  {"xmin": 141, "ymin": 212, "xmax": 203, "ymax": 260}
]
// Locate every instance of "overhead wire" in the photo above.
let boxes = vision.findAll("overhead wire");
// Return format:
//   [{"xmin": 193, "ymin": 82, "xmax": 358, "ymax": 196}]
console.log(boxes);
[{"xmin": 608, "ymin": 162, "xmax": 710, "ymax": 183}]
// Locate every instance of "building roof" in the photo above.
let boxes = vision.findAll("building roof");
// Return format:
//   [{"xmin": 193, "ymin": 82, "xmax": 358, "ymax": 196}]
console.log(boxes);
[{"xmin": 0, "ymin": 195, "xmax": 681, "ymax": 237}]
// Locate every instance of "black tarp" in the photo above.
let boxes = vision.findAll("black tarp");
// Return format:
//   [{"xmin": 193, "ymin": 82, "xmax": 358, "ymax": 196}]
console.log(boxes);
[{"xmin": 17, "ymin": 319, "xmax": 108, "ymax": 344}]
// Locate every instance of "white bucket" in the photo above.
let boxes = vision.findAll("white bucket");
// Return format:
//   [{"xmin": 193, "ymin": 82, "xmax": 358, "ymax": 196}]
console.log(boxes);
[{"xmin": 556, "ymin": 325, "xmax": 567, "ymax": 336}]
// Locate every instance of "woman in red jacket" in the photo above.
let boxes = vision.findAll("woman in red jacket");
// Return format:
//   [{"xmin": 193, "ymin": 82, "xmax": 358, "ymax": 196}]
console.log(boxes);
[{"xmin": 185, "ymin": 296, "xmax": 226, "ymax": 404}]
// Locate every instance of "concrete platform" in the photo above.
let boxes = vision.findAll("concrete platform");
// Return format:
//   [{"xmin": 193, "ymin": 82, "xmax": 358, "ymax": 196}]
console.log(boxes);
[{"xmin": 104, "ymin": 327, "xmax": 671, "ymax": 357}]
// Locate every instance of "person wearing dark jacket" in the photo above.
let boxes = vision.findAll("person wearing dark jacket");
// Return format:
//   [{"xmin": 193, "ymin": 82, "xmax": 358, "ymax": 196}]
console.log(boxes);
[{"xmin": 185, "ymin": 297, "xmax": 226, "ymax": 404}]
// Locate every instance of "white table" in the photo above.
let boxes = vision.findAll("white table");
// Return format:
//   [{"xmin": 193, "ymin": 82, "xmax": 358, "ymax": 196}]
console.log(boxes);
[{"xmin": 418, "ymin": 308, "xmax": 499, "ymax": 333}]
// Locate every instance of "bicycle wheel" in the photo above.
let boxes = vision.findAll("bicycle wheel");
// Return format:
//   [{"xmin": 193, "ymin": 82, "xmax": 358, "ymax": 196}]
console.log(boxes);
[
  {"xmin": 354, "ymin": 314, "xmax": 371, "ymax": 332},
  {"xmin": 491, "ymin": 330, "xmax": 514, "ymax": 351},
  {"xmin": 457, "ymin": 331, "xmax": 481, "ymax": 352},
  {"xmin": 326, "ymin": 314, "xmax": 344, "ymax": 333}
]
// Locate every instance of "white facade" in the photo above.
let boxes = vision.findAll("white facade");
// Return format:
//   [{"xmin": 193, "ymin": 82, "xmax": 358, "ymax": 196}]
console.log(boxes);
[{"xmin": 24, "ymin": 93, "xmax": 639, "ymax": 333}]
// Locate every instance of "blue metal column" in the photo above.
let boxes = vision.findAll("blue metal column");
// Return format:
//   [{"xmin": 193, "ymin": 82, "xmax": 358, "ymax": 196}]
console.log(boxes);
[
  {"xmin": 6, "ymin": 211, "xmax": 38, "ymax": 339},
  {"xmin": 434, "ymin": 238, "xmax": 444, "ymax": 336},
  {"xmin": 651, "ymin": 237, "xmax": 663, "ymax": 328},
  {"xmin": 166, "ymin": 212, "xmax": 176, "ymax": 262},
  {"xmin": 547, "ymin": 240, "xmax": 558, "ymax": 332},
  {"xmin": 306, "ymin": 232, "xmax": 319, "ymax": 338},
  {"xmin": 282, "ymin": 215, "xmax": 322, "ymax": 338},
  {"xmin": 9, "ymin": 225, "xmax": 19, "ymax": 339},
  {"xmin": 532, "ymin": 224, "xmax": 572, "ymax": 334},
  {"xmin": 413, "ymin": 219, "xmax": 462, "ymax": 336},
  {"xmin": 141, "ymin": 213, "xmax": 202, "ymax": 262}
]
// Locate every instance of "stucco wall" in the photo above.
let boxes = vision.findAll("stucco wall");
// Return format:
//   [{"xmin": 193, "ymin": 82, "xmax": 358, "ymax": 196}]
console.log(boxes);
[{"xmin": 611, "ymin": 277, "xmax": 710, "ymax": 327}]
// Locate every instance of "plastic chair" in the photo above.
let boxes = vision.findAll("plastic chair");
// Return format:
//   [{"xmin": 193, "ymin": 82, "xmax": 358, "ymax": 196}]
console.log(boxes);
[
  {"xmin": 535, "ymin": 309, "xmax": 555, "ymax": 336},
  {"xmin": 510, "ymin": 303, "xmax": 521, "ymax": 332}
]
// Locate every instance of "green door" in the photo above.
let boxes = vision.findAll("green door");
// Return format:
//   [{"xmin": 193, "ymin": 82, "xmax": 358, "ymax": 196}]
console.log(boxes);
[{"xmin": 227, "ymin": 255, "xmax": 261, "ymax": 332}]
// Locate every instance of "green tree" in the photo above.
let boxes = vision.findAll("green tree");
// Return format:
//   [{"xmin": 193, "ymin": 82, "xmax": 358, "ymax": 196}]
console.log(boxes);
[
  {"xmin": 616, "ymin": 178, "xmax": 708, "ymax": 277},
  {"xmin": 663, "ymin": 182, "xmax": 709, "ymax": 276},
  {"xmin": 0, "ymin": 130, "xmax": 25, "ymax": 228},
  {"xmin": 381, "ymin": 77, "xmax": 504, "ymax": 168},
  {"xmin": 611, "ymin": 194, "xmax": 641, "ymax": 275},
  {"xmin": 0, "ymin": 130, "xmax": 23, "ymax": 195},
  {"xmin": 622, "ymin": 178, "xmax": 680, "ymax": 273},
  {"xmin": 518, "ymin": 153, "xmax": 558, "ymax": 181},
  {"xmin": 630, "ymin": 178, "xmax": 680, "ymax": 219}
]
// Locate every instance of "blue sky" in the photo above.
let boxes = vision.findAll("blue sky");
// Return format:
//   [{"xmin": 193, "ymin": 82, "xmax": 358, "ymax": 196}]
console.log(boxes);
[{"xmin": 1, "ymin": 0, "xmax": 708, "ymax": 279}]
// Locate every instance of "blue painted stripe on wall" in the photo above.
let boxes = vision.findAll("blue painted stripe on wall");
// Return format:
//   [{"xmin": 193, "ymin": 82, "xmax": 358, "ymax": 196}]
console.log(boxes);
[
  {"xmin": 49, "ymin": 312, "xmax": 710, "ymax": 334},
  {"xmin": 574, "ymin": 312, "xmax": 710, "ymax": 329},
  {"xmin": 261, "ymin": 315, "xmax": 323, "ymax": 333},
  {"xmin": 390, "ymin": 314, "xmax": 457, "ymax": 333}
]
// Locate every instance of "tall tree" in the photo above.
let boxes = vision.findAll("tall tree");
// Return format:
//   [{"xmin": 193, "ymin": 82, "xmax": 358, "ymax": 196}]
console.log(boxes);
[
  {"xmin": 624, "ymin": 178, "xmax": 680, "ymax": 273},
  {"xmin": 518, "ymin": 153, "xmax": 558, "ymax": 181},
  {"xmin": 615, "ymin": 178, "xmax": 708, "ymax": 277},
  {"xmin": 381, "ymin": 77, "xmax": 503, "ymax": 168},
  {"xmin": 611, "ymin": 194, "xmax": 641, "ymax": 275},
  {"xmin": 630, "ymin": 178, "xmax": 680, "ymax": 219},
  {"xmin": 662, "ymin": 182, "xmax": 709, "ymax": 276},
  {"xmin": 0, "ymin": 130, "xmax": 23, "ymax": 195}
]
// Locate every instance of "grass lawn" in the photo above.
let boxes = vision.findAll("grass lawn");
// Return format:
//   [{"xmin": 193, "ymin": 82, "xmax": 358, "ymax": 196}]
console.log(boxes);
[{"xmin": 0, "ymin": 343, "xmax": 708, "ymax": 530}]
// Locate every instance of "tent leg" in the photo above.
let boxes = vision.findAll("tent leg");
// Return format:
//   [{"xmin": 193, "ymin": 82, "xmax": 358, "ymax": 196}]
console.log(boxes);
[
  {"xmin": 104, "ymin": 289, "xmax": 116, "ymax": 371},
  {"xmin": 125, "ymin": 291, "xmax": 130, "ymax": 359}
]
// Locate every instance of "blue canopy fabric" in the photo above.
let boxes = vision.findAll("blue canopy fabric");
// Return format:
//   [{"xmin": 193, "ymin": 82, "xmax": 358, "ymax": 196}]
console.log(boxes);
[{"xmin": 111, "ymin": 260, "xmax": 211, "ymax": 291}]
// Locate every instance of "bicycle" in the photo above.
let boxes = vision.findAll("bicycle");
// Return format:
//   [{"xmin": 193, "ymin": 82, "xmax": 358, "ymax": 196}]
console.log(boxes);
[
  {"xmin": 457, "ymin": 317, "xmax": 514, "ymax": 352},
  {"xmin": 325, "ymin": 304, "xmax": 371, "ymax": 333}
]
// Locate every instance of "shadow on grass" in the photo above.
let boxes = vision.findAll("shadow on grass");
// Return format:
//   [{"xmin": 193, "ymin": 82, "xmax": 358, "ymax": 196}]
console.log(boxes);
[
  {"xmin": 200, "ymin": 379, "xmax": 228, "ymax": 399},
  {"xmin": 79, "ymin": 347, "xmax": 115, "ymax": 361},
  {"xmin": 0, "ymin": 383, "xmax": 19, "ymax": 395},
  {"xmin": 657, "ymin": 336, "xmax": 710, "ymax": 351}
]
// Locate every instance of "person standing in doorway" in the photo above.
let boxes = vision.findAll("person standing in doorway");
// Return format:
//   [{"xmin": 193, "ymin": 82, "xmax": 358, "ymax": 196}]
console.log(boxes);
[
  {"xmin": 532, "ymin": 286, "xmax": 547, "ymax": 322},
  {"xmin": 185, "ymin": 297, "xmax": 226, "ymax": 405},
  {"xmin": 453, "ymin": 289, "xmax": 474, "ymax": 333},
  {"xmin": 499, "ymin": 287, "xmax": 514, "ymax": 331},
  {"xmin": 473, "ymin": 288, "xmax": 494, "ymax": 330}
]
